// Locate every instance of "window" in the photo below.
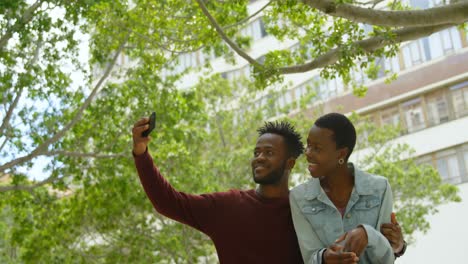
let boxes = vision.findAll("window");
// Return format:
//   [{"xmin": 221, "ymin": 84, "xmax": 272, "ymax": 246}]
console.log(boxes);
[
  {"xmin": 440, "ymin": 29, "xmax": 455, "ymax": 53},
  {"xmin": 442, "ymin": 28, "xmax": 462, "ymax": 53},
  {"xmin": 277, "ymin": 93, "xmax": 286, "ymax": 113},
  {"xmin": 318, "ymin": 79, "xmax": 330, "ymax": 101},
  {"xmin": 383, "ymin": 56, "xmax": 401, "ymax": 75},
  {"xmin": 356, "ymin": 115, "xmax": 376, "ymax": 147},
  {"xmin": 450, "ymin": 81, "xmax": 468, "ymax": 118},
  {"xmin": 380, "ymin": 106, "xmax": 401, "ymax": 128},
  {"xmin": 292, "ymin": 85, "xmax": 303, "ymax": 109},
  {"xmin": 463, "ymin": 148, "xmax": 468, "ymax": 180},
  {"xmin": 426, "ymin": 92, "xmax": 449, "ymax": 126},
  {"xmin": 290, "ymin": 42, "xmax": 313, "ymax": 60},
  {"xmin": 402, "ymin": 40, "xmax": 426, "ymax": 68},
  {"xmin": 174, "ymin": 52, "xmax": 199, "ymax": 73},
  {"xmin": 261, "ymin": 95, "xmax": 275, "ymax": 117},
  {"xmin": 402, "ymin": 98, "xmax": 426, "ymax": 132},
  {"xmin": 284, "ymin": 90, "xmax": 293, "ymax": 109},
  {"xmin": 327, "ymin": 77, "xmax": 344, "ymax": 98},
  {"xmin": 240, "ymin": 18, "xmax": 267, "ymax": 42},
  {"xmin": 429, "ymin": 27, "xmax": 463, "ymax": 58},
  {"xmin": 464, "ymin": 149, "xmax": 468, "ymax": 179},
  {"xmin": 295, "ymin": 85, "xmax": 305, "ymax": 102},
  {"xmin": 304, "ymin": 76, "xmax": 321, "ymax": 102},
  {"xmin": 221, "ymin": 68, "xmax": 248, "ymax": 81},
  {"xmin": 436, "ymin": 150, "xmax": 461, "ymax": 184},
  {"xmin": 351, "ymin": 67, "xmax": 368, "ymax": 86},
  {"xmin": 428, "ymin": 33, "xmax": 444, "ymax": 59}
]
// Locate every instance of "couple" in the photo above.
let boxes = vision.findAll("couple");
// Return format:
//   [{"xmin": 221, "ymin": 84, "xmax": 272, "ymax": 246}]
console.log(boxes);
[{"xmin": 132, "ymin": 113, "xmax": 405, "ymax": 264}]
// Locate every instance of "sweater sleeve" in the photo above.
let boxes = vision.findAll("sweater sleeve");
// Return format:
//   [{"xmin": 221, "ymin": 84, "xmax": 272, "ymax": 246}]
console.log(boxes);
[{"xmin": 133, "ymin": 149, "xmax": 219, "ymax": 234}]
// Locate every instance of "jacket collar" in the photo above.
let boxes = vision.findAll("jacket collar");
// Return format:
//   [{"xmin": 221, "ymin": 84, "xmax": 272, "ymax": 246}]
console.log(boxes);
[{"xmin": 304, "ymin": 163, "xmax": 373, "ymax": 201}]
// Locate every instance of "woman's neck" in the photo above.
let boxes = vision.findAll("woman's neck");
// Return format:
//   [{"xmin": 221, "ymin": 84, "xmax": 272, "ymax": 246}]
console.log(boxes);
[
  {"xmin": 321, "ymin": 166, "xmax": 353, "ymax": 191},
  {"xmin": 320, "ymin": 165, "xmax": 354, "ymax": 207}
]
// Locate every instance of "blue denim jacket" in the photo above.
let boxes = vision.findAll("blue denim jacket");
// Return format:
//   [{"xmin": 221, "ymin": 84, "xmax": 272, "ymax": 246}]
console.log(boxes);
[{"xmin": 290, "ymin": 167, "xmax": 394, "ymax": 264}]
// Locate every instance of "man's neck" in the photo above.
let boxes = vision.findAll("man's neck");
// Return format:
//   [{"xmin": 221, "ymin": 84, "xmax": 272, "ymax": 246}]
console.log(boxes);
[{"xmin": 256, "ymin": 184, "xmax": 289, "ymax": 199}]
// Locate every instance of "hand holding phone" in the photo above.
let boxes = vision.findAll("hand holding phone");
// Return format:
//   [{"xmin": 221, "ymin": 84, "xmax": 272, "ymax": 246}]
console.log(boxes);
[{"xmin": 142, "ymin": 112, "xmax": 156, "ymax": 137}]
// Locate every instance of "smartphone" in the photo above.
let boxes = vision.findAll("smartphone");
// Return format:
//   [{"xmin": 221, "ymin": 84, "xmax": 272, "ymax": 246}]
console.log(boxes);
[{"xmin": 142, "ymin": 112, "xmax": 156, "ymax": 137}]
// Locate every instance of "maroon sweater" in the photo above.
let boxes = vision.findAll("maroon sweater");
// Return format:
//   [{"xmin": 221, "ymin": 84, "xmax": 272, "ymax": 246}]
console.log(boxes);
[{"xmin": 134, "ymin": 150, "xmax": 303, "ymax": 264}]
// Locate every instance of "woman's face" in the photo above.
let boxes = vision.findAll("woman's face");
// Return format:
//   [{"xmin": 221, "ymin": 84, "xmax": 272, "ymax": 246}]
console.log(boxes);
[{"xmin": 305, "ymin": 125, "xmax": 345, "ymax": 178}]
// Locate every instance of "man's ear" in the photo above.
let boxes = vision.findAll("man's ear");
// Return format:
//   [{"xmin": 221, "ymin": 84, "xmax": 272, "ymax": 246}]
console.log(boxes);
[{"xmin": 287, "ymin": 158, "xmax": 296, "ymax": 171}]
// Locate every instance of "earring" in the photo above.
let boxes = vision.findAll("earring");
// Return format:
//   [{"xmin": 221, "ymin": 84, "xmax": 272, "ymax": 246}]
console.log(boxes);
[{"xmin": 338, "ymin": 158, "xmax": 345, "ymax": 165}]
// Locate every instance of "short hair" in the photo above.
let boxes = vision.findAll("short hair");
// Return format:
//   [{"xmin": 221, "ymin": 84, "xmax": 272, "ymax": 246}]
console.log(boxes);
[
  {"xmin": 314, "ymin": 113, "xmax": 356, "ymax": 160},
  {"xmin": 257, "ymin": 121, "xmax": 304, "ymax": 158}
]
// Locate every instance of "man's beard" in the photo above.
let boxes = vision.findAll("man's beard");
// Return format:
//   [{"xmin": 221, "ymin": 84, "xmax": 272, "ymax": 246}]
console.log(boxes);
[{"xmin": 253, "ymin": 161, "xmax": 287, "ymax": 185}]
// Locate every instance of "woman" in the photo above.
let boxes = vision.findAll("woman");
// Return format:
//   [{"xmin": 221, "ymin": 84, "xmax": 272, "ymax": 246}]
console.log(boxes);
[{"xmin": 290, "ymin": 113, "xmax": 401, "ymax": 264}]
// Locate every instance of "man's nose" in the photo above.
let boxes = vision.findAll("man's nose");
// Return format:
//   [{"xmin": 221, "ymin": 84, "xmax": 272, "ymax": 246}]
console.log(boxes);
[
  {"xmin": 254, "ymin": 153, "xmax": 266, "ymax": 161},
  {"xmin": 305, "ymin": 148, "xmax": 313, "ymax": 158}
]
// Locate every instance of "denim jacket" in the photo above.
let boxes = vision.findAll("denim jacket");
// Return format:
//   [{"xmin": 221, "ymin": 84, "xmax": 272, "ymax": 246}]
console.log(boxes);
[{"xmin": 290, "ymin": 166, "xmax": 395, "ymax": 264}]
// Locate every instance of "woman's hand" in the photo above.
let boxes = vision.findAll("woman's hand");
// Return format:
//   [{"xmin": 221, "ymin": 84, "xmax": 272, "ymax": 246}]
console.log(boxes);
[
  {"xmin": 334, "ymin": 227, "xmax": 368, "ymax": 258},
  {"xmin": 381, "ymin": 212, "xmax": 405, "ymax": 253},
  {"xmin": 323, "ymin": 238, "xmax": 359, "ymax": 264}
]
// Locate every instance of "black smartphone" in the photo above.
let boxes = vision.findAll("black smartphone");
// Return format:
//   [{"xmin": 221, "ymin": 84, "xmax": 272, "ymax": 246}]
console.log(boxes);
[{"xmin": 142, "ymin": 112, "xmax": 156, "ymax": 137}]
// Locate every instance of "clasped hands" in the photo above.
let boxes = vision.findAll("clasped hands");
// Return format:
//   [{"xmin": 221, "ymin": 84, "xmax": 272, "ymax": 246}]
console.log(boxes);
[
  {"xmin": 323, "ymin": 213, "xmax": 404, "ymax": 264},
  {"xmin": 323, "ymin": 226, "xmax": 366, "ymax": 264}
]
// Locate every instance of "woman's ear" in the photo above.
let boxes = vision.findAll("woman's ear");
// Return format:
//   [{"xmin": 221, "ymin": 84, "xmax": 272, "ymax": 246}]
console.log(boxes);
[{"xmin": 338, "ymin": 147, "xmax": 349, "ymax": 161}]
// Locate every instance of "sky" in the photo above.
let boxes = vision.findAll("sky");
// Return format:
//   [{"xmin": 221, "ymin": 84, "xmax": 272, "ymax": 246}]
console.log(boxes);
[{"xmin": 1, "ymin": 4, "xmax": 90, "ymax": 182}]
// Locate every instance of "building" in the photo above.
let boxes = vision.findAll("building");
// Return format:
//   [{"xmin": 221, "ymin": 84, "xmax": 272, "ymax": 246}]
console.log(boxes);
[{"xmin": 167, "ymin": 0, "xmax": 468, "ymax": 262}]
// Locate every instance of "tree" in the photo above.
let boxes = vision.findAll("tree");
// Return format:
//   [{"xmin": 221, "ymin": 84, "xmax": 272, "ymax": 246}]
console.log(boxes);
[
  {"xmin": 0, "ymin": 0, "xmax": 462, "ymax": 262},
  {"xmin": 193, "ymin": 0, "xmax": 468, "ymax": 91}
]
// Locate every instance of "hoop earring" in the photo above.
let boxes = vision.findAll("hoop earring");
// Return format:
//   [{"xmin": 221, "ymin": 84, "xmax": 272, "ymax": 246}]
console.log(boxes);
[{"xmin": 338, "ymin": 158, "xmax": 345, "ymax": 165}]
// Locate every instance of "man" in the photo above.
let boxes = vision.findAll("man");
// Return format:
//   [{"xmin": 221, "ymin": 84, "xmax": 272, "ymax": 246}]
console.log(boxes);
[{"xmin": 132, "ymin": 118, "xmax": 305, "ymax": 263}]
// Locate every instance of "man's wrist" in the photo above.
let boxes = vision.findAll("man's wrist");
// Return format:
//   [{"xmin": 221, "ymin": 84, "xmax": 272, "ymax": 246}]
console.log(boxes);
[
  {"xmin": 394, "ymin": 240, "xmax": 407, "ymax": 258},
  {"xmin": 132, "ymin": 146, "xmax": 147, "ymax": 156},
  {"xmin": 322, "ymin": 248, "xmax": 327, "ymax": 263}
]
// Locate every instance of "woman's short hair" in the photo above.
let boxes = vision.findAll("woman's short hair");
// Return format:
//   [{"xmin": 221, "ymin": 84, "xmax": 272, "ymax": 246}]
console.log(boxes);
[{"xmin": 314, "ymin": 113, "xmax": 356, "ymax": 160}]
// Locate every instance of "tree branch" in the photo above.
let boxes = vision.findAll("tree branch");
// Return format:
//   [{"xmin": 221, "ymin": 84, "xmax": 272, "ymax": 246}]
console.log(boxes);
[
  {"xmin": 0, "ymin": 33, "xmax": 131, "ymax": 173},
  {"xmin": 301, "ymin": 0, "xmax": 468, "ymax": 27},
  {"xmin": 131, "ymin": 30, "xmax": 205, "ymax": 54},
  {"xmin": 0, "ymin": 89, "xmax": 23, "ymax": 136},
  {"xmin": 194, "ymin": 0, "xmax": 263, "ymax": 68},
  {"xmin": 0, "ymin": 0, "xmax": 43, "ymax": 50},
  {"xmin": 0, "ymin": 174, "xmax": 62, "ymax": 193},
  {"xmin": 222, "ymin": 1, "xmax": 272, "ymax": 30},
  {"xmin": 0, "ymin": 39, "xmax": 42, "ymax": 136},
  {"xmin": 44, "ymin": 150, "xmax": 128, "ymax": 159},
  {"xmin": 278, "ymin": 23, "xmax": 454, "ymax": 74},
  {"xmin": 195, "ymin": 0, "xmax": 455, "ymax": 76},
  {"xmin": 0, "ymin": 137, "xmax": 8, "ymax": 153}
]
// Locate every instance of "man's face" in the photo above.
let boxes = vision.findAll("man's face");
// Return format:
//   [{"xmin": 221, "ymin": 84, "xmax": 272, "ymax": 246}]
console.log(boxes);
[{"xmin": 251, "ymin": 133, "xmax": 289, "ymax": 185}]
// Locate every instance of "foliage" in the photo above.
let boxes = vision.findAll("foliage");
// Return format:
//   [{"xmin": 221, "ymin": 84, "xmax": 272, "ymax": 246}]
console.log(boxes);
[{"xmin": 0, "ymin": 0, "xmax": 464, "ymax": 262}]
